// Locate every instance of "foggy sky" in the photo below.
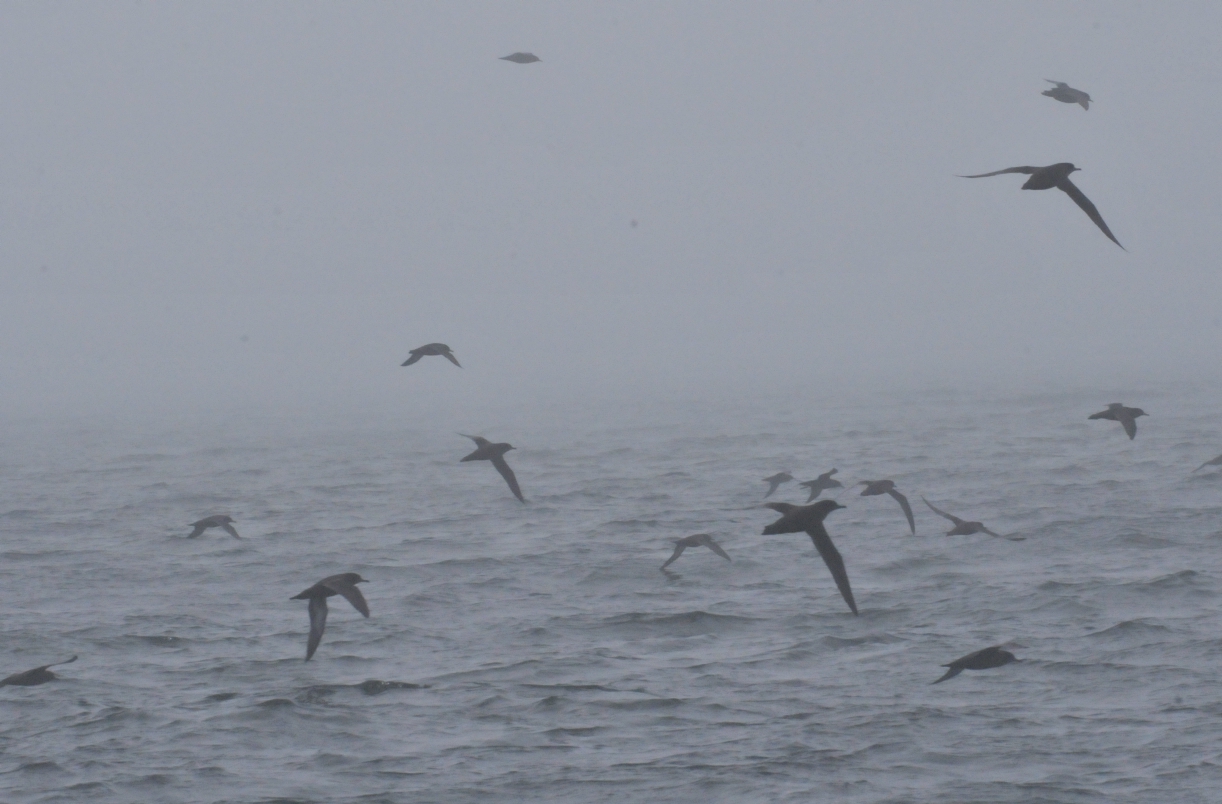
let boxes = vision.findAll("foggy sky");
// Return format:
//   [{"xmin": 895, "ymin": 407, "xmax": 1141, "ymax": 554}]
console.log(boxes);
[{"xmin": 2, "ymin": 2, "xmax": 1220, "ymax": 424}]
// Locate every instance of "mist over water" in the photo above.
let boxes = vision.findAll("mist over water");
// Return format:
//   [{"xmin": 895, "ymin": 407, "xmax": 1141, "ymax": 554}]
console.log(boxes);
[{"xmin": 3, "ymin": 2, "xmax": 1222, "ymax": 802}]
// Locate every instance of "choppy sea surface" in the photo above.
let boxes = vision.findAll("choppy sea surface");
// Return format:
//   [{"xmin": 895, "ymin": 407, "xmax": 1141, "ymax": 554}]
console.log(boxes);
[{"xmin": 3, "ymin": 386, "xmax": 1222, "ymax": 803}]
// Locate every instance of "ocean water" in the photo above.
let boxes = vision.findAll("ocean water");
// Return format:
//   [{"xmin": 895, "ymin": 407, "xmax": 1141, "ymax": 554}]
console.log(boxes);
[{"xmin": 2, "ymin": 386, "xmax": 1221, "ymax": 803}]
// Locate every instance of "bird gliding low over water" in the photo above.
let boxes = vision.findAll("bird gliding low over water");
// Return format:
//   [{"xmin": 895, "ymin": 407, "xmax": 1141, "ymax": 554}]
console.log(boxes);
[
  {"xmin": 1042, "ymin": 80, "xmax": 1092, "ymax": 109},
  {"xmin": 460, "ymin": 434, "xmax": 525, "ymax": 502},
  {"xmin": 0, "ymin": 656, "xmax": 78, "ymax": 687},
  {"xmin": 186, "ymin": 515, "xmax": 240, "ymax": 539},
  {"xmin": 762, "ymin": 472, "xmax": 794, "ymax": 498},
  {"xmin": 660, "ymin": 533, "xmax": 731, "ymax": 571},
  {"xmin": 1088, "ymin": 403, "xmax": 1147, "ymax": 440},
  {"xmin": 856, "ymin": 479, "xmax": 915, "ymax": 535},
  {"xmin": 922, "ymin": 498, "xmax": 1022, "ymax": 541},
  {"xmin": 401, "ymin": 343, "xmax": 461, "ymax": 367},
  {"xmin": 800, "ymin": 469, "xmax": 842, "ymax": 502},
  {"xmin": 291, "ymin": 573, "xmax": 370, "ymax": 661},
  {"xmin": 762, "ymin": 499, "xmax": 857, "ymax": 615},
  {"xmin": 932, "ymin": 646, "xmax": 1021, "ymax": 684}
]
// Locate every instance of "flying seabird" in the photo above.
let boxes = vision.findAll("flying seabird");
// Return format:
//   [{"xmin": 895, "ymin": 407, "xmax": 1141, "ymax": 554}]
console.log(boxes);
[
  {"xmin": 932, "ymin": 645, "xmax": 1020, "ymax": 684},
  {"xmin": 186, "ymin": 515, "xmax": 240, "ymax": 539},
  {"xmin": 959, "ymin": 162, "xmax": 1124, "ymax": 249},
  {"xmin": 401, "ymin": 343, "xmax": 461, "ymax": 367},
  {"xmin": 763, "ymin": 472, "xmax": 794, "ymax": 498},
  {"xmin": 800, "ymin": 469, "xmax": 842, "ymax": 502},
  {"xmin": 1042, "ymin": 80, "xmax": 1091, "ymax": 109},
  {"xmin": 857, "ymin": 480, "xmax": 915, "ymax": 535},
  {"xmin": 1194, "ymin": 453, "xmax": 1222, "ymax": 473},
  {"xmin": 0, "ymin": 656, "xmax": 78, "ymax": 687},
  {"xmin": 922, "ymin": 497, "xmax": 1022, "ymax": 540},
  {"xmin": 460, "ymin": 434, "xmax": 525, "ymax": 502},
  {"xmin": 500, "ymin": 52, "xmax": 540, "ymax": 64},
  {"xmin": 290, "ymin": 573, "xmax": 370, "ymax": 661},
  {"xmin": 660, "ymin": 533, "xmax": 731, "ymax": 571},
  {"xmin": 762, "ymin": 499, "xmax": 857, "ymax": 614},
  {"xmin": 1088, "ymin": 403, "xmax": 1147, "ymax": 440}
]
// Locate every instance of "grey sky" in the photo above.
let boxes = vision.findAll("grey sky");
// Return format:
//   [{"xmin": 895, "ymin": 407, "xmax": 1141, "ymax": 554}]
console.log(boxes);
[{"xmin": 2, "ymin": 2, "xmax": 1219, "ymax": 420}]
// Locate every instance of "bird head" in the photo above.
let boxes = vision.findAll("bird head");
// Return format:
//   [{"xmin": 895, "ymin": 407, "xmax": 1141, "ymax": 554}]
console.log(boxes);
[
  {"xmin": 1132, "ymin": 408, "xmax": 1148, "ymax": 418},
  {"xmin": 812, "ymin": 499, "xmax": 845, "ymax": 515}
]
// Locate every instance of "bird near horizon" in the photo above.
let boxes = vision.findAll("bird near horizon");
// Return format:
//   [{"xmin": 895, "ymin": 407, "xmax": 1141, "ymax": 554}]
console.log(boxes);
[
  {"xmin": 460, "ymin": 434, "xmax": 525, "ymax": 502},
  {"xmin": 660, "ymin": 533, "xmax": 731, "ymax": 571},
  {"xmin": 762, "ymin": 472, "xmax": 794, "ymax": 498},
  {"xmin": 401, "ymin": 343, "xmax": 461, "ymax": 368},
  {"xmin": 500, "ymin": 52, "xmax": 540, "ymax": 64},
  {"xmin": 762, "ymin": 500, "xmax": 857, "ymax": 614},
  {"xmin": 0, "ymin": 656, "xmax": 77, "ymax": 687},
  {"xmin": 290, "ymin": 573, "xmax": 370, "ymax": 661},
  {"xmin": 1088, "ymin": 403, "xmax": 1147, "ymax": 440},
  {"xmin": 186, "ymin": 515, "xmax": 240, "ymax": 539},
  {"xmin": 922, "ymin": 498, "xmax": 1022, "ymax": 540},
  {"xmin": 800, "ymin": 469, "xmax": 842, "ymax": 502},
  {"xmin": 1042, "ymin": 80, "xmax": 1091, "ymax": 109},
  {"xmin": 932, "ymin": 646, "xmax": 1020, "ymax": 684},
  {"xmin": 959, "ymin": 162, "xmax": 1124, "ymax": 249},
  {"xmin": 856, "ymin": 480, "xmax": 915, "ymax": 535}
]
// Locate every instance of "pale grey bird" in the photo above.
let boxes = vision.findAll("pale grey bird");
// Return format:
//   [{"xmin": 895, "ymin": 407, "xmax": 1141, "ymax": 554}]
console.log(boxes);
[
  {"xmin": 1088, "ymin": 403, "xmax": 1147, "ymax": 440},
  {"xmin": 401, "ymin": 343, "xmax": 461, "ymax": 367},
  {"xmin": 460, "ymin": 434, "xmax": 525, "ymax": 502},
  {"xmin": 762, "ymin": 500, "xmax": 856, "ymax": 614},
  {"xmin": 800, "ymin": 469, "xmax": 842, "ymax": 502},
  {"xmin": 857, "ymin": 480, "xmax": 915, "ymax": 535},
  {"xmin": 0, "ymin": 656, "xmax": 77, "ymax": 687},
  {"xmin": 763, "ymin": 472, "xmax": 794, "ymax": 498},
  {"xmin": 922, "ymin": 498, "xmax": 1023, "ymax": 541},
  {"xmin": 186, "ymin": 515, "xmax": 240, "ymax": 539},
  {"xmin": 500, "ymin": 52, "xmax": 540, "ymax": 64},
  {"xmin": 290, "ymin": 573, "xmax": 370, "ymax": 661},
  {"xmin": 959, "ymin": 162, "xmax": 1124, "ymax": 249},
  {"xmin": 932, "ymin": 646, "xmax": 1020, "ymax": 684},
  {"xmin": 1042, "ymin": 80, "xmax": 1091, "ymax": 109},
  {"xmin": 660, "ymin": 533, "xmax": 731, "ymax": 571},
  {"xmin": 1194, "ymin": 453, "xmax": 1222, "ymax": 473}
]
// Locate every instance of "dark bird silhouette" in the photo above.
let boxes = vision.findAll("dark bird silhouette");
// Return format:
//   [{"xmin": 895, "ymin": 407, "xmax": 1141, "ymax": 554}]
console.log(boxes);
[
  {"xmin": 922, "ymin": 498, "xmax": 1022, "ymax": 541},
  {"xmin": 857, "ymin": 480, "xmax": 915, "ymax": 535},
  {"xmin": 959, "ymin": 162, "xmax": 1123, "ymax": 249},
  {"xmin": 460, "ymin": 434, "xmax": 525, "ymax": 502},
  {"xmin": 1088, "ymin": 403, "xmax": 1147, "ymax": 440},
  {"xmin": 1194, "ymin": 453, "xmax": 1222, "ymax": 473},
  {"xmin": 1042, "ymin": 80, "xmax": 1091, "ymax": 109},
  {"xmin": 932, "ymin": 646, "xmax": 1020, "ymax": 684},
  {"xmin": 800, "ymin": 469, "xmax": 842, "ymax": 502},
  {"xmin": 762, "ymin": 500, "xmax": 857, "ymax": 614},
  {"xmin": 0, "ymin": 656, "xmax": 77, "ymax": 687},
  {"xmin": 187, "ymin": 515, "xmax": 240, "ymax": 539},
  {"xmin": 290, "ymin": 573, "xmax": 370, "ymax": 661},
  {"xmin": 763, "ymin": 472, "xmax": 794, "ymax": 498},
  {"xmin": 660, "ymin": 533, "xmax": 731, "ymax": 571},
  {"xmin": 500, "ymin": 52, "xmax": 540, "ymax": 64},
  {"xmin": 401, "ymin": 343, "xmax": 461, "ymax": 367}
]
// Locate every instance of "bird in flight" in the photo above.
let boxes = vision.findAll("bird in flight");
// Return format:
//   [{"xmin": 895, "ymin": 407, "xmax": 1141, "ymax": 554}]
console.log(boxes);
[
  {"xmin": 291, "ymin": 573, "xmax": 370, "ymax": 661},
  {"xmin": 800, "ymin": 469, "xmax": 842, "ymax": 502},
  {"xmin": 1042, "ymin": 80, "xmax": 1091, "ymax": 109},
  {"xmin": 460, "ymin": 434, "xmax": 525, "ymax": 502},
  {"xmin": 762, "ymin": 500, "xmax": 857, "ymax": 614},
  {"xmin": 762, "ymin": 472, "xmax": 794, "ymax": 498},
  {"xmin": 1088, "ymin": 403, "xmax": 1147, "ymax": 440},
  {"xmin": 401, "ymin": 343, "xmax": 461, "ymax": 368},
  {"xmin": 922, "ymin": 498, "xmax": 1022, "ymax": 540},
  {"xmin": 856, "ymin": 480, "xmax": 915, "ymax": 535},
  {"xmin": 660, "ymin": 533, "xmax": 731, "ymax": 571},
  {"xmin": 186, "ymin": 515, "xmax": 240, "ymax": 539},
  {"xmin": 0, "ymin": 656, "xmax": 78, "ymax": 687},
  {"xmin": 932, "ymin": 645, "xmax": 1021, "ymax": 684},
  {"xmin": 959, "ymin": 162, "xmax": 1123, "ymax": 249},
  {"xmin": 500, "ymin": 52, "xmax": 540, "ymax": 64},
  {"xmin": 1194, "ymin": 453, "xmax": 1222, "ymax": 473}
]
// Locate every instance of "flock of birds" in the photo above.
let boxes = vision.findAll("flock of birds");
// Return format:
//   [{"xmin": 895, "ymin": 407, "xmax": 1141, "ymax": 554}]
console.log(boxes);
[{"xmin": 3, "ymin": 65, "xmax": 1218, "ymax": 691}]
